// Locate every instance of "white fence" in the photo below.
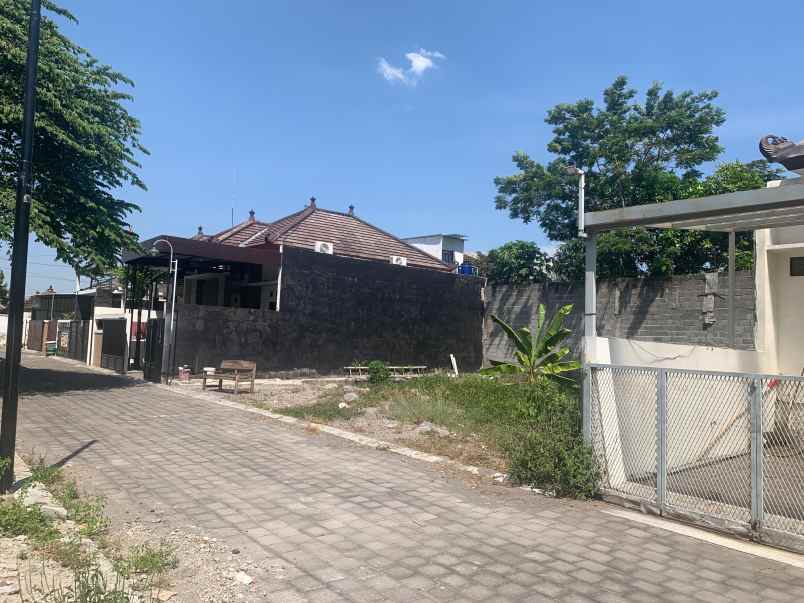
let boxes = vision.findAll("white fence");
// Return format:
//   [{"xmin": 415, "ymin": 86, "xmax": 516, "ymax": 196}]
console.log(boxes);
[{"xmin": 587, "ymin": 364, "xmax": 804, "ymax": 553}]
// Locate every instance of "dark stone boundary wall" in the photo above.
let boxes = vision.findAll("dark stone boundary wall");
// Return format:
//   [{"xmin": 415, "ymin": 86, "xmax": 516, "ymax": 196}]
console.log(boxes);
[
  {"xmin": 174, "ymin": 247, "xmax": 484, "ymax": 374},
  {"xmin": 484, "ymin": 271, "xmax": 756, "ymax": 364}
]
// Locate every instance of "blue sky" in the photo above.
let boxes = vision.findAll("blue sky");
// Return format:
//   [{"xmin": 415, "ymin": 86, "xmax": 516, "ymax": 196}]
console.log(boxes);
[{"xmin": 11, "ymin": 0, "xmax": 804, "ymax": 293}]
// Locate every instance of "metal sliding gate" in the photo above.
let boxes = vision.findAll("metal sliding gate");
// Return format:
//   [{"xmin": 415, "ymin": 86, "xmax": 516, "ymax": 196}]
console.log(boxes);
[
  {"xmin": 588, "ymin": 364, "xmax": 804, "ymax": 553},
  {"xmin": 143, "ymin": 318, "xmax": 164, "ymax": 383}
]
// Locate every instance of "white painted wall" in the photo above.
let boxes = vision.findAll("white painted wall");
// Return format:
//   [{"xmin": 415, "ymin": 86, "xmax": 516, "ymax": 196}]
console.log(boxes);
[
  {"xmin": 88, "ymin": 300, "xmax": 127, "ymax": 367},
  {"xmin": 586, "ymin": 337, "xmax": 773, "ymax": 373},
  {"xmin": 403, "ymin": 235, "xmax": 443, "ymax": 261},
  {"xmin": 403, "ymin": 234, "xmax": 466, "ymax": 265}
]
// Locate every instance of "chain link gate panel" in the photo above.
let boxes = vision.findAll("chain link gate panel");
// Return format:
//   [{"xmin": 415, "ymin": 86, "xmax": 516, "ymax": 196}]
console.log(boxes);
[
  {"xmin": 588, "ymin": 364, "xmax": 804, "ymax": 554},
  {"xmin": 761, "ymin": 376, "xmax": 804, "ymax": 549},
  {"xmin": 590, "ymin": 366, "xmax": 657, "ymax": 505},
  {"xmin": 665, "ymin": 370, "xmax": 752, "ymax": 529}
]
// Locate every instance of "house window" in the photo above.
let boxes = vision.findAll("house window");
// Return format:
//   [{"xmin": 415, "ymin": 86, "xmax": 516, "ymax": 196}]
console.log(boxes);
[
  {"xmin": 791, "ymin": 257, "xmax": 804, "ymax": 276},
  {"xmin": 442, "ymin": 249, "xmax": 455, "ymax": 264}
]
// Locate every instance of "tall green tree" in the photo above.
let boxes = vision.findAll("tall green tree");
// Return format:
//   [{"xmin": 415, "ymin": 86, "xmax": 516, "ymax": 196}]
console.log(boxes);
[
  {"xmin": 0, "ymin": 0, "xmax": 147, "ymax": 276},
  {"xmin": 485, "ymin": 240, "xmax": 551, "ymax": 286},
  {"xmin": 495, "ymin": 76, "xmax": 725, "ymax": 242},
  {"xmin": 495, "ymin": 76, "xmax": 784, "ymax": 278}
]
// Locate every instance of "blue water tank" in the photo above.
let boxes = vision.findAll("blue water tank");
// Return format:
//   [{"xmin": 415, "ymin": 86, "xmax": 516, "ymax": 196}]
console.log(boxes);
[{"xmin": 458, "ymin": 263, "xmax": 477, "ymax": 276}]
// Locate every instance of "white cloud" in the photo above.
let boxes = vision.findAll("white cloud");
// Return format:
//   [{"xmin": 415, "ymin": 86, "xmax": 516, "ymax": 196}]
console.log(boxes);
[
  {"xmin": 377, "ymin": 48, "xmax": 445, "ymax": 86},
  {"xmin": 378, "ymin": 58, "xmax": 407, "ymax": 83}
]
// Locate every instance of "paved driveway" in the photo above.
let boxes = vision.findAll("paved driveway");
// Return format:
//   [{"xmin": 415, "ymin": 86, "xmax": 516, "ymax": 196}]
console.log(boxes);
[{"xmin": 13, "ymin": 354, "xmax": 804, "ymax": 602}]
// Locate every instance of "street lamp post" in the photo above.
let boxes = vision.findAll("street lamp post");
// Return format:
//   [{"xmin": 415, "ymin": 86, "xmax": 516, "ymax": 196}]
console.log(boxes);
[
  {"xmin": 0, "ymin": 0, "xmax": 42, "ymax": 492},
  {"xmin": 149, "ymin": 240, "xmax": 177, "ymax": 383},
  {"xmin": 566, "ymin": 165, "xmax": 586, "ymax": 238}
]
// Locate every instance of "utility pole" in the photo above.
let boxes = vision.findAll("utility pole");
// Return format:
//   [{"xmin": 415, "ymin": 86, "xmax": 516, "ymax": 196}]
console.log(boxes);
[{"xmin": 0, "ymin": 0, "xmax": 43, "ymax": 492}]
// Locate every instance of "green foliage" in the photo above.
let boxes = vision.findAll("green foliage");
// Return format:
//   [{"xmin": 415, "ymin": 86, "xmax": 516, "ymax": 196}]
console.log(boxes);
[
  {"xmin": 551, "ymin": 161, "xmax": 780, "ymax": 280},
  {"xmin": 29, "ymin": 456, "xmax": 62, "ymax": 486},
  {"xmin": 55, "ymin": 483, "xmax": 109, "ymax": 539},
  {"xmin": 368, "ymin": 374, "xmax": 534, "ymax": 436},
  {"xmin": 495, "ymin": 76, "xmax": 725, "ymax": 241},
  {"xmin": 506, "ymin": 382, "xmax": 598, "ymax": 498},
  {"xmin": 47, "ymin": 536, "xmax": 93, "ymax": 570},
  {"xmin": 0, "ymin": 0, "xmax": 147, "ymax": 275},
  {"xmin": 481, "ymin": 304, "xmax": 579, "ymax": 384},
  {"xmin": 367, "ymin": 360, "xmax": 390, "ymax": 384},
  {"xmin": 0, "ymin": 497, "xmax": 59, "ymax": 544},
  {"xmin": 114, "ymin": 541, "xmax": 178, "ymax": 579},
  {"xmin": 29, "ymin": 560, "xmax": 154, "ymax": 603},
  {"xmin": 28, "ymin": 456, "xmax": 109, "ymax": 538},
  {"xmin": 484, "ymin": 240, "xmax": 551, "ymax": 286},
  {"xmin": 307, "ymin": 374, "xmax": 598, "ymax": 498},
  {"xmin": 494, "ymin": 76, "xmax": 784, "ymax": 278},
  {"xmin": 278, "ymin": 389, "xmax": 370, "ymax": 422}
]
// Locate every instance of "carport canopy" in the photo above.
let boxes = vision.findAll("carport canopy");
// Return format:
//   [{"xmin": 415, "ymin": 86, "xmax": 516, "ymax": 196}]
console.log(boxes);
[
  {"xmin": 580, "ymin": 180, "xmax": 804, "ymax": 357},
  {"xmin": 584, "ymin": 181, "xmax": 804, "ymax": 233}
]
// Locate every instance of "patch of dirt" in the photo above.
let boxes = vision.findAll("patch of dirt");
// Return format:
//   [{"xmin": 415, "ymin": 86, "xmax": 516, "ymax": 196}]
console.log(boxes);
[
  {"xmin": 105, "ymin": 522, "xmax": 256, "ymax": 603},
  {"xmin": 330, "ymin": 406, "xmax": 508, "ymax": 472},
  {"xmin": 0, "ymin": 535, "xmax": 74, "ymax": 602},
  {"xmin": 183, "ymin": 377, "xmax": 509, "ymax": 475},
  {"xmin": 205, "ymin": 378, "xmax": 344, "ymax": 410}
]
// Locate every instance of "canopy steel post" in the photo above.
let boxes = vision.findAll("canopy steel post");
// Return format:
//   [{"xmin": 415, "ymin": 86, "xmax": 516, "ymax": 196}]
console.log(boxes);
[
  {"xmin": 0, "ymin": 0, "xmax": 42, "ymax": 492},
  {"xmin": 584, "ymin": 234, "xmax": 597, "ymax": 338},
  {"xmin": 728, "ymin": 231, "xmax": 736, "ymax": 348},
  {"xmin": 582, "ymin": 233, "xmax": 597, "ymax": 444}
]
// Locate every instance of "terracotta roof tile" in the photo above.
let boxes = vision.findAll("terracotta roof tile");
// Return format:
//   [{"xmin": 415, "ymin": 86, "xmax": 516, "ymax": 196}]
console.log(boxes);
[{"xmin": 208, "ymin": 206, "xmax": 452, "ymax": 271}]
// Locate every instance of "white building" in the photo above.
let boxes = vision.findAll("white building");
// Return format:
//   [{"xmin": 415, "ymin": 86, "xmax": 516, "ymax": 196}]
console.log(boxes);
[{"xmin": 402, "ymin": 234, "xmax": 468, "ymax": 266}]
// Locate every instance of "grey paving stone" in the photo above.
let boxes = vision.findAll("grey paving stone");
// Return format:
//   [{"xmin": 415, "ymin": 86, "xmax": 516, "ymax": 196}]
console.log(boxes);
[{"xmin": 14, "ymin": 355, "xmax": 804, "ymax": 603}]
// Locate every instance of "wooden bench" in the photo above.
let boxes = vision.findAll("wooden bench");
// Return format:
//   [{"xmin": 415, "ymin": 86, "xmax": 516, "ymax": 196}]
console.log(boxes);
[{"xmin": 202, "ymin": 360, "xmax": 256, "ymax": 394}]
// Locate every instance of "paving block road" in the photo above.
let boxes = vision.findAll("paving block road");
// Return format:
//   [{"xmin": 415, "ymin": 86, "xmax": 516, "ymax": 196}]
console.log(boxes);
[{"xmin": 12, "ymin": 354, "xmax": 804, "ymax": 602}]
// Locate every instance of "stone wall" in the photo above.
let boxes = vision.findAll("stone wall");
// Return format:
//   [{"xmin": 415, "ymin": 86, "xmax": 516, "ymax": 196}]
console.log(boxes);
[
  {"xmin": 174, "ymin": 247, "xmax": 484, "ymax": 374},
  {"xmin": 484, "ymin": 271, "xmax": 756, "ymax": 363}
]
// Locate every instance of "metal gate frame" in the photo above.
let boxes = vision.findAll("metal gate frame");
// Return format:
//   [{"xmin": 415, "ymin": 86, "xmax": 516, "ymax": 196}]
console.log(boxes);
[
  {"xmin": 143, "ymin": 318, "xmax": 164, "ymax": 383},
  {"xmin": 586, "ymin": 363, "xmax": 804, "ymax": 554}
]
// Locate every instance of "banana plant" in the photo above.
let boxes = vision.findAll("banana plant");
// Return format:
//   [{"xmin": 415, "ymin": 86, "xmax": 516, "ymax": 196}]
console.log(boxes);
[{"xmin": 481, "ymin": 304, "xmax": 580, "ymax": 384}]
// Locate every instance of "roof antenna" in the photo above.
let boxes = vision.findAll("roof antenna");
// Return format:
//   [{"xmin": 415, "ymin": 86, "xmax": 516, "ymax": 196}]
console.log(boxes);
[{"xmin": 231, "ymin": 167, "xmax": 239, "ymax": 226}]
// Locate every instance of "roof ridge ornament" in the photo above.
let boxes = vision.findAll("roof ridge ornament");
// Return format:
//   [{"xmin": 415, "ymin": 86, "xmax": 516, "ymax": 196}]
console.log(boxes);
[{"xmin": 760, "ymin": 135, "xmax": 804, "ymax": 175}]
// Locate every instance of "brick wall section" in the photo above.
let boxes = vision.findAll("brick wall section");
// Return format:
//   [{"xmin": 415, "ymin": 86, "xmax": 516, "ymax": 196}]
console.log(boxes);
[
  {"xmin": 484, "ymin": 271, "xmax": 756, "ymax": 363},
  {"xmin": 174, "ymin": 247, "xmax": 484, "ymax": 374}
]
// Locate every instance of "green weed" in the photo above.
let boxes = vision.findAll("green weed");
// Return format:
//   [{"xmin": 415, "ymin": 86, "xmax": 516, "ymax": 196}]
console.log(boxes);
[
  {"xmin": 0, "ymin": 498, "xmax": 59, "ymax": 545},
  {"xmin": 114, "ymin": 541, "xmax": 178, "ymax": 578},
  {"xmin": 26, "ymin": 558, "xmax": 156, "ymax": 603},
  {"xmin": 288, "ymin": 373, "xmax": 598, "ymax": 498}
]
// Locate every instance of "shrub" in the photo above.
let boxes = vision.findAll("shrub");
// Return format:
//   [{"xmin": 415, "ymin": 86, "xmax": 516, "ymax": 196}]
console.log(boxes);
[
  {"xmin": 367, "ymin": 361, "xmax": 390, "ymax": 384},
  {"xmin": 505, "ymin": 379, "xmax": 599, "ymax": 499},
  {"xmin": 0, "ymin": 498, "xmax": 59, "ymax": 545}
]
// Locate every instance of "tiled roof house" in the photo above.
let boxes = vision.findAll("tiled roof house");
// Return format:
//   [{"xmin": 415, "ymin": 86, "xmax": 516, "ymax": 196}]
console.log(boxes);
[{"xmin": 198, "ymin": 199, "xmax": 452, "ymax": 272}]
